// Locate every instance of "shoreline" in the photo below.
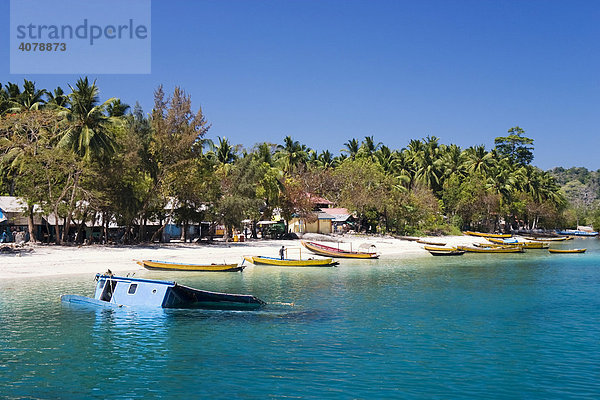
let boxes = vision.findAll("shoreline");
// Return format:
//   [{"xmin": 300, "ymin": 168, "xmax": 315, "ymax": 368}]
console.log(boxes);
[{"xmin": 0, "ymin": 234, "xmax": 491, "ymax": 280}]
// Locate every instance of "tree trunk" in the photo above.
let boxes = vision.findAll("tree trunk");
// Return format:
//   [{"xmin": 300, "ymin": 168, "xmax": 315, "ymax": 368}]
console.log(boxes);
[
  {"xmin": 54, "ymin": 205, "xmax": 61, "ymax": 245},
  {"xmin": 27, "ymin": 204, "xmax": 37, "ymax": 243},
  {"xmin": 62, "ymin": 172, "xmax": 80, "ymax": 243}
]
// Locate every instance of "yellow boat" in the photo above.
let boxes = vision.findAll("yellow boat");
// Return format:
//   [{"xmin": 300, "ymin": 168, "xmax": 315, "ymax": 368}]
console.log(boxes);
[
  {"xmin": 301, "ymin": 241, "xmax": 379, "ymax": 259},
  {"xmin": 548, "ymin": 248, "xmax": 586, "ymax": 254},
  {"xmin": 524, "ymin": 236, "xmax": 570, "ymax": 242},
  {"xmin": 423, "ymin": 245, "xmax": 457, "ymax": 252},
  {"xmin": 463, "ymin": 231, "xmax": 512, "ymax": 238},
  {"xmin": 137, "ymin": 260, "xmax": 244, "ymax": 272},
  {"xmin": 243, "ymin": 256, "xmax": 338, "ymax": 267},
  {"xmin": 457, "ymin": 245, "xmax": 524, "ymax": 253},
  {"xmin": 487, "ymin": 238, "xmax": 549, "ymax": 249}
]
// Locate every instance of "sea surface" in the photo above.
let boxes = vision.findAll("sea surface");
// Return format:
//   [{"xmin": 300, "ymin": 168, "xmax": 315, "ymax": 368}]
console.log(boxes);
[{"xmin": 1, "ymin": 238, "xmax": 599, "ymax": 399}]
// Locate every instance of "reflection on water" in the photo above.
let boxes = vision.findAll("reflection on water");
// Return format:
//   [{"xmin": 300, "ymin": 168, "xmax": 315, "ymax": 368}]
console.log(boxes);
[{"xmin": 0, "ymin": 238, "xmax": 599, "ymax": 398}]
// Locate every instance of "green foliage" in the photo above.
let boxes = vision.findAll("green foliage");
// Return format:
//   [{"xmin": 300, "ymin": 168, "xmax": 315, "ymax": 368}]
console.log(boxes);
[
  {"xmin": 494, "ymin": 126, "xmax": 534, "ymax": 166},
  {"xmin": 0, "ymin": 77, "xmax": 577, "ymax": 241}
]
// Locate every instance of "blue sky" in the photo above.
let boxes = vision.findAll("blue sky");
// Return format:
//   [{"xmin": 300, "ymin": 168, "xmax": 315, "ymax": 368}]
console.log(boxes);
[{"xmin": 2, "ymin": 0, "xmax": 599, "ymax": 170}]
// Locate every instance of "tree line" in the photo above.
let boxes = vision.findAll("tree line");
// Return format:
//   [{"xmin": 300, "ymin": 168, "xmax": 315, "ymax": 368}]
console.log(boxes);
[{"xmin": 0, "ymin": 78, "xmax": 580, "ymax": 244}]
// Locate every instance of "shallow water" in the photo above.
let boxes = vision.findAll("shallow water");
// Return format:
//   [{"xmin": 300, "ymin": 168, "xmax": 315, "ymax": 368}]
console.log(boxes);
[{"xmin": 1, "ymin": 239, "xmax": 599, "ymax": 398}]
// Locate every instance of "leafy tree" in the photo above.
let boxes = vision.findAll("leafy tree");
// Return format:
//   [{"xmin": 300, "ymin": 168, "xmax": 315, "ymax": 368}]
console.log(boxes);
[{"xmin": 494, "ymin": 126, "xmax": 534, "ymax": 166}]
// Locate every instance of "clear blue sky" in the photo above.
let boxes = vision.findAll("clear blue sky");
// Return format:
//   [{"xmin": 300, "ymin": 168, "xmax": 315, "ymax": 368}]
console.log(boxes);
[{"xmin": 2, "ymin": 0, "xmax": 599, "ymax": 170}]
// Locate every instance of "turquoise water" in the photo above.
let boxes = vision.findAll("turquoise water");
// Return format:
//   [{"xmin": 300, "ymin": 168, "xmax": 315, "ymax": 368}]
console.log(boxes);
[{"xmin": 1, "ymin": 239, "xmax": 599, "ymax": 399}]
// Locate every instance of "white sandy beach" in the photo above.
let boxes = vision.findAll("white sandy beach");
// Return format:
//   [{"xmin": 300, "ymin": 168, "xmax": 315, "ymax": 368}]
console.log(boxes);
[{"xmin": 0, "ymin": 234, "xmax": 490, "ymax": 280}]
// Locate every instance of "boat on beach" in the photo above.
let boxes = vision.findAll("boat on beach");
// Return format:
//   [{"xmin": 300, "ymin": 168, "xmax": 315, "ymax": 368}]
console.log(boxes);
[
  {"xmin": 416, "ymin": 239, "xmax": 447, "ymax": 246},
  {"xmin": 137, "ymin": 260, "xmax": 244, "ymax": 272},
  {"xmin": 463, "ymin": 231, "xmax": 512, "ymax": 238},
  {"xmin": 457, "ymin": 245, "xmax": 524, "ymax": 253},
  {"xmin": 548, "ymin": 248, "xmax": 587, "ymax": 254},
  {"xmin": 243, "ymin": 255, "xmax": 338, "ymax": 267},
  {"xmin": 301, "ymin": 240, "xmax": 379, "ymax": 259},
  {"xmin": 61, "ymin": 273, "xmax": 265, "ymax": 310}
]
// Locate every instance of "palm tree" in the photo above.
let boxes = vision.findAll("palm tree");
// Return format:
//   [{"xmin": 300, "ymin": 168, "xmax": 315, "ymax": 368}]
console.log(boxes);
[
  {"xmin": 46, "ymin": 87, "xmax": 70, "ymax": 109},
  {"xmin": 57, "ymin": 77, "xmax": 118, "ymax": 161},
  {"xmin": 462, "ymin": 145, "xmax": 496, "ymax": 176},
  {"xmin": 6, "ymin": 80, "xmax": 47, "ymax": 113},
  {"xmin": 206, "ymin": 137, "xmax": 237, "ymax": 164},
  {"xmin": 316, "ymin": 150, "xmax": 336, "ymax": 169},
  {"xmin": 358, "ymin": 135, "xmax": 382, "ymax": 159},
  {"xmin": 275, "ymin": 136, "xmax": 309, "ymax": 173},
  {"xmin": 341, "ymin": 138, "xmax": 360, "ymax": 160},
  {"xmin": 106, "ymin": 99, "xmax": 130, "ymax": 117}
]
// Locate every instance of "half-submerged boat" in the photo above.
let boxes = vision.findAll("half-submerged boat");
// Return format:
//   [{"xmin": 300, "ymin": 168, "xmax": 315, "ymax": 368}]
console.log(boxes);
[
  {"xmin": 137, "ymin": 260, "xmax": 243, "ymax": 272},
  {"xmin": 548, "ymin": 248, "xmax": 586, "ymax": 254},
  {"xmin": 243, "ymin": 255, "xmax": 338, "ymax": 267},
  {"xmin": 61, "ymin": 273, "xmax": 265, "ymax": 310},
  {"xmin": 457, "ymin": 245, "xmax": 524, "ymax": 253},
  {"xmin": 301, "ymin": 240, "xmax": 379, "ymax": 259},
  {"xmin": 463, "ymin": 231, "xmax": 512, "ymax": 238}
]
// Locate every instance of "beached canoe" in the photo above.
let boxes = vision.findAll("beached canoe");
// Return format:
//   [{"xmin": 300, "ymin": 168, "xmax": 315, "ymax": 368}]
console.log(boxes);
[
  {"xmin": 416, "ymin": 239, "xmax": 447, "ymax": 246},
  {"xmin": 244, "ymin": 255, "xmax": 338, "ymax": 267},
  {"xmin": 548, "ymin": 248, "xmax": 586, "ymax": 254},
  {"xmin": 301, "ymin": 241, "xmax": 379, "ymax": 259},
  {"xmin": 457, "ymin": 245, "xmax": 524, "ymax": 253},
  {"xmin": 137, "ymin": 260, "xmax": 244, "ymax": 272},
  {"xmin": 463, "ymin": 231, "xmax": 512, "ymax": 238}
]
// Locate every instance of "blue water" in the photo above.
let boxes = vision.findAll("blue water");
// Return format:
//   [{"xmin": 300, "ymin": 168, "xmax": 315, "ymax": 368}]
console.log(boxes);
[{"xmin": 1, "ymin": 239, "xmax": 599, "ymax": 399}]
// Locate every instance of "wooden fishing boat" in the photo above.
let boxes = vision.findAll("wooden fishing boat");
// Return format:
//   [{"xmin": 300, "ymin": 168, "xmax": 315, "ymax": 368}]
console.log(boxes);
[
  {"xmin": 463, "ymin": 231, "xmax": 512, "ymax": 238},
  {"xmin": 548, "ymin": 248, "xmax": 586, "ymax": 254},
  {"xmin": 301, "ymin": 240, "xmax": 379, "ymax": 259},
  {"xmin": 423, "ymin": 245, "xmax": 457, "ymax": 252},
  {"xmin": 137, "ymin": 260, "xmax": 244, "ymax": 272},
  {"xmin": 524, "ymin": 236, "xmax": 569, "ymax": 242},
  {"xmin": 429, "ymin": 250, "xmax": 465, "ymax": 256},
  {"xmin": 416, "ymin": 239, "xmax": 447, "ymax": 246},
  {"xmin": 556, "ymin": 230, "xmax": 598, "ymax": 237},
  {"xmin": 457, "ymin": 245, "xmax": 524, "ymax": 253},
  {"xmin": 244, "ymin": 255, "xmax": 338, "ymax": 267},
  {"xmin": 486, "ymin": 238, "xmax": 549, "ymax": 249},
  {"xmin": 61, "ymin": 273, "xmax": 265, "ymax": 310}
]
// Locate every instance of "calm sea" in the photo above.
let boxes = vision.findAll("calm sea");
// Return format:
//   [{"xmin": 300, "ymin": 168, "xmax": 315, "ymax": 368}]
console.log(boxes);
[{"xmin": 1, "ymin": 239, "xmax": 599, "ymax": 399}]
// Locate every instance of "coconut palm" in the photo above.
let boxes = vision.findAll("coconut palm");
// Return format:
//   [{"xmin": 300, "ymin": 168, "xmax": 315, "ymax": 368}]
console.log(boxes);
[
  {"xmin": 275, "ymin": 136, "xmax": 309, "ymax": 173},
  {"xmin": 46, "ymin": 87, "xmax": 70, "ymax": 109},
  {"xmin": 341, "ymin": 138, "xmax": 360, "ymax": 160},
  {"xmin": 462, "ymin": 145, "xmax": 496, "ymax": 176},
  {"xmin": 5, "ymin": 80, "xmax": 47, "ymax": 113},
  {"xmin": 316, "ymin": 150, "xmax": 337, "ymax": 169},
  {"xmin": 206, "ymin": 136, "xmax": 238, "ymax": 164},
  {"xmin": 57, "ymin": 77, "xmax": 118, "ymax": 161},
  {"xmin": 358, "ymin": 135, "xmax": 382, "ymax": 159}
]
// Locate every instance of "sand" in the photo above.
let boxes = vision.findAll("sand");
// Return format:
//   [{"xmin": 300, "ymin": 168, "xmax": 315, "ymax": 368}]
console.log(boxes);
[{"xmin": 0, "ymin": 234, "xmax": 490, "ymax": 280}]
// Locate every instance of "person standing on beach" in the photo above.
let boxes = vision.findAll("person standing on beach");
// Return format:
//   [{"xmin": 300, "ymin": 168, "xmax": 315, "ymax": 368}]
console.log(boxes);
[{"xmin": 279, "ymin": 245, "xmax": 285, "ymax": 260}]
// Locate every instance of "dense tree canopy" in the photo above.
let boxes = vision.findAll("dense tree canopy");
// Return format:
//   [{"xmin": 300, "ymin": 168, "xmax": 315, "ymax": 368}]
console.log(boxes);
[{"xmin": 0, "ymin": 78, "xmax": 586, "ymax": 244}]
